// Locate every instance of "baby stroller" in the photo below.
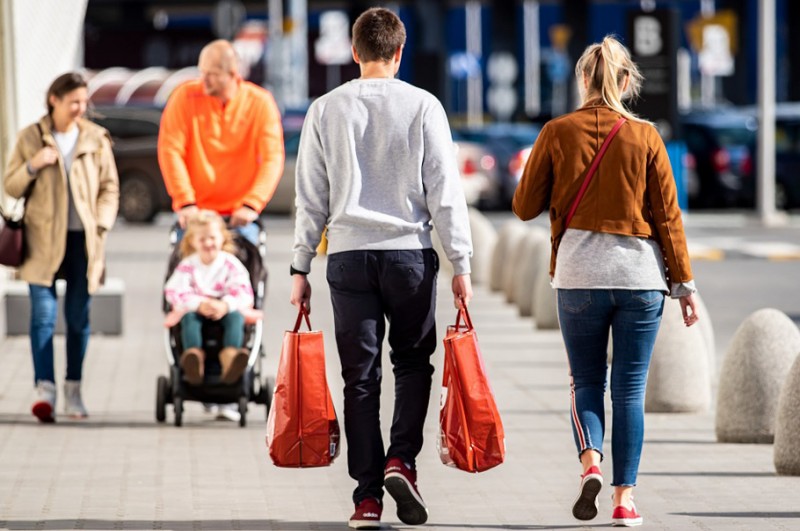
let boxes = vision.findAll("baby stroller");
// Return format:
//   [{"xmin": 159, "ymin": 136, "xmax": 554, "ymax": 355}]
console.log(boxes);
[{"xmin": 155, "ymin": 220, "xmax": 273, "ymax": 427}]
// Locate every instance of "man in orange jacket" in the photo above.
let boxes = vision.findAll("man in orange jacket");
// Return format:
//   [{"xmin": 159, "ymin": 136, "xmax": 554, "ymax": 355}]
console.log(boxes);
[{"xmin": 158, "ymin": 39, "xmax": 284, "ymax": 244}]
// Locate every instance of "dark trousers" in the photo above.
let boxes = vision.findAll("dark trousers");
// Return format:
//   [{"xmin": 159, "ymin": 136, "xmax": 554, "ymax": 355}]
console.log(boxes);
[{"xmin": 326, "ymin": 249, "xmax": 439, "ymax": 504}]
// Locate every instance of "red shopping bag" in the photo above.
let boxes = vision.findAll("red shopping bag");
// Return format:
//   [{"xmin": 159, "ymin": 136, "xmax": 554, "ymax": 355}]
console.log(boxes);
[
  {"xmin": 438, "ymin": 301, "xmax": 505, "ymax": 472},
  {"xmin": 266, "ymin": 306, "xmax": 341, "ymax": 467}
]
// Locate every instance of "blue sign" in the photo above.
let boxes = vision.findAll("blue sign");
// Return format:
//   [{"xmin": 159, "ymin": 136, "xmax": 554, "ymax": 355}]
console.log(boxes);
[{"xmin": 449, "ymin": 52, "xmax": 481, "ymax": 80}]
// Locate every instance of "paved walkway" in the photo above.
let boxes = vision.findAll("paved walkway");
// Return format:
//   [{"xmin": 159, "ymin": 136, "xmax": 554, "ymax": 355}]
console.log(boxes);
[{"xmin": 0, "ymin": 217, "xmax": 798, "ymax": 531}]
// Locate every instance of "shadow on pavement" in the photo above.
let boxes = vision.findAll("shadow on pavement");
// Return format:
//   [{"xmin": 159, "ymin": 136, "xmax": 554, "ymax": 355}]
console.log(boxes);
[
  {"xmin": 674, "ymin": 512, "xmax": 800, "ymax": 518},
  {"xmin": 641, "ymin": 471, "xmax": 776, "ymax": 477},
  {"xmin": 0, "ymin": 521, "xmax": 604, "ymax": 531},
  {"xmin": 0, "ymin": 413, "xmax": 261, "ymax": 430}
]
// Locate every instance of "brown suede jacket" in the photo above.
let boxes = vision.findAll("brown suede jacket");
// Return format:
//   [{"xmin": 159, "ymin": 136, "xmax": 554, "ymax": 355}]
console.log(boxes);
[{"xmin": 512, "ymin": 105, "xmax": 693, "ymax": 284}]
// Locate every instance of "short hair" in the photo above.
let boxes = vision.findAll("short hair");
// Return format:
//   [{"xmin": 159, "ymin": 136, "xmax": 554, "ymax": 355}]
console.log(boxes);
[
  {"xmin": 46, "ymin": 72, "xmax": 87, "ymax": 115},
  {"xmin": 352, "ymin": 7, "xmax": 406, "ymax": 63}
]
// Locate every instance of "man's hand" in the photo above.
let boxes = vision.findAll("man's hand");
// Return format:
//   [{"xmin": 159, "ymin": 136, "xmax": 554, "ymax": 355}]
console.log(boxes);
[
  {"xmin": 178, "ymin": 205, "xmax": 198, "ymax": 229},
  {"xmin": 230, "ymin": 206, "xmax": 259, "ymax": 227},
  {"xmin": 679, "ymin": 293, "xmax": 700, "ymax": 327},
  {"xmin": 290, "ymin": 274, "xmax": 312, "ymax": 313},
  {"xmin": 452, "ymin": 274, "xmax": 473, "ymax": 309},
  {"xmin": 197, "ymin": 298, "xmax": 228, "ymax": 321}
]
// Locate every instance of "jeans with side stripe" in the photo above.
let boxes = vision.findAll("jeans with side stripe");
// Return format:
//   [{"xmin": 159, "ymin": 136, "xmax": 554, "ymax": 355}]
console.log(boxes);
[{"xmin": 557, "ymin": 288, "xmax": 664, "ymax": 487}]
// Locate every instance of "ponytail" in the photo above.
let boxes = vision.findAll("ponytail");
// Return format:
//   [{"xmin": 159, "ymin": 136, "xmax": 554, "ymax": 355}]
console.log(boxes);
[{"xmin": 575, "ymin": 36, "xmax": 647, "ymax": 123}]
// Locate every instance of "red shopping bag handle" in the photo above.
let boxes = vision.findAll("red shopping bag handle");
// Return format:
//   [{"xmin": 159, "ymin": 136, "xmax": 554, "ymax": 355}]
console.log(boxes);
[
  {"xmin": 453, "ymin": 297, "xmax": 474, "ymax": 332},
  {"xmin": 293, "ymin": 304, "xmax": 313, "ymax": 332}
]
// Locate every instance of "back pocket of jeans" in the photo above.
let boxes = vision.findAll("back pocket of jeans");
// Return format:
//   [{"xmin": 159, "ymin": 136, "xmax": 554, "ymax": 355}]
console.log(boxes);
[
  {"xmin": 632, "ymin": 290, "xmax": 664, "ymax": 307},
  {"xmin": 558, "ymin": 290, "xmax": 592, "ymax": 313}
]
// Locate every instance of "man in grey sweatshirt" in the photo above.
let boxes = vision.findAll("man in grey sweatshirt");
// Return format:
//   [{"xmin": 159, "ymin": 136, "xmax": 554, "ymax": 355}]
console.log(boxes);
[{"xmin": 290, "ymin": 7, "xmax": 473, "ymax": 530}]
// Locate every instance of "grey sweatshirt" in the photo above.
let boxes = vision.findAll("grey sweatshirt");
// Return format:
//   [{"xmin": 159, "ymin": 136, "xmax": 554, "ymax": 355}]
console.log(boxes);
[{"xmin": 292, "ymin": 78, "xmax": 473, "ymax": 274}]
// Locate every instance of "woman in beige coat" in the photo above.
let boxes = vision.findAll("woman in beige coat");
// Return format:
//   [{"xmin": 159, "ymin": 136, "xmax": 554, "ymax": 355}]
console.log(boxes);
[{"xmin": 4, "ymin": 72, "xmax": 119, "ymax": 422}]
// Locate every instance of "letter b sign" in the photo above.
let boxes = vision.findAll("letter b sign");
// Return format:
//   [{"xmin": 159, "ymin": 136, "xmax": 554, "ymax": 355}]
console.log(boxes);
[{"xmin": 634, "ymin": 17, "xmax": 662, "ymax": 57}]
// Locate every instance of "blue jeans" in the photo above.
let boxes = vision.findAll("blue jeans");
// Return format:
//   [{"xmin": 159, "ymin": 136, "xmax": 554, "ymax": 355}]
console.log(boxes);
[
  {"xmin": 29, "ymin": 231, "xmax": 91, "ymax": 384},
  {"xmin": 556, "ymin": 288, "xmax": 665, "ymax": 487},
  {"xmin": 175, "ymin": 222, "xmax": 260, "ymax": 246},
  {"xmin": 327, "ymin": 249, "xmax": 439, "ymax": 504}
]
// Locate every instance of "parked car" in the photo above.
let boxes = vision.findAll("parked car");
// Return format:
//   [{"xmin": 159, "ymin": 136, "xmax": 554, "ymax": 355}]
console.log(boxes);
[
  {"xmin": 771, "ymin": 103, "xmax": 800, "ymax": 210},
  {"xmin": 89, "ymin": 105, "xmax": 301, "ymax": 222},
  {"xmin": 452, "ymin": 139, "xmax": 501, "ymax": 208},
  {"xmin": 680, "ymin": 110, "xmax": 757, "ymax": 209},
  {"xmin": 682, "ymin": 105, "xmax": 800, "ymax": 210},
  {"xmin": 452, "ymin": 122, "xmax": 541, "ymax": 208},
  {"xmin": 90, "ymin": 106, "xmax": 170, "ymax": 223}
]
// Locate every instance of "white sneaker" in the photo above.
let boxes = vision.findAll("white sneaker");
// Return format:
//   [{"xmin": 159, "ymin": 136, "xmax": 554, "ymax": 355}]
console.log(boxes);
[
  {"xmin": 64, "ymin": 380, "xmax": 88, "ymax": 418},
  {"xmin": 32, "ymin": 380, "xmax": 57, "ymax": 423},
  {"xmin": 216, "ymin": 403, "xmax": 241, "ymax": 422}
]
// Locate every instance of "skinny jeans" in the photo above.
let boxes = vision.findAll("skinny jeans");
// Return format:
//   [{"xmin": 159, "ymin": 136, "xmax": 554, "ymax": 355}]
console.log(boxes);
[{"xmin": 557, "ymin": 288, "xmax": 665, "ymax": 486}]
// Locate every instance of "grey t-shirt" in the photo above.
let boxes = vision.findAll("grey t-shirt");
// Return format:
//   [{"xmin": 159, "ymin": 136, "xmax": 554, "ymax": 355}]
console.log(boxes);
[{"xmin": 553, "ymin": 228, "xmax": 696, "ymax": 298}]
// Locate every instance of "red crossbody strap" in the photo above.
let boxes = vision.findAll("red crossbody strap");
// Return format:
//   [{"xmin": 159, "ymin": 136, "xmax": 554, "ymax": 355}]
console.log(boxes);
[{"xmin": 565, "ymin": 117, "xmax": 627, "ymax": 227}]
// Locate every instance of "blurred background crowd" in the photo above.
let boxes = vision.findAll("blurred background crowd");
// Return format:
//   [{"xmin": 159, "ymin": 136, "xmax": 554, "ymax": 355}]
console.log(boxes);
[{"xmin": 1, "ymin": 0, "xmax": 798, "ymax": 224}]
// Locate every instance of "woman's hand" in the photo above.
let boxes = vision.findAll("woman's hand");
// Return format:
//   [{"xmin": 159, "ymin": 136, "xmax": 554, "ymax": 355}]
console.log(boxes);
[
  {"xmin": 679, "ymin": 293, "xmax": 700, "ymax": 327},
  {"xmin": 29, "ymin": 147, "xmax": 59, "ymax": 172}
]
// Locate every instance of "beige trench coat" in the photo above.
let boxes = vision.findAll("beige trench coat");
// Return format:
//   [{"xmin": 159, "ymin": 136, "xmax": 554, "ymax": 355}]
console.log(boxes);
[{"xmin": 3, "ymin": 116, "xmax": 119, "ymax": 294}]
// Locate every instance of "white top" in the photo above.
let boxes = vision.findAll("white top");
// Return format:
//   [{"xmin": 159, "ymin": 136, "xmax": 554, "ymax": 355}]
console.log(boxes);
[
  {"xmin": 164, "ymin": 251, "xmax": 254, "ymax": 313},
  {"xmin": 53, "ymin": 126, "xmax": 83, "ymax": 231}
]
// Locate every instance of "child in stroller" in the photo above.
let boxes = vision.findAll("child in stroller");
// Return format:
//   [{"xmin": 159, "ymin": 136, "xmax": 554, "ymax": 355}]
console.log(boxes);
[{"xmin": 156, "ymin": 210, "xmax": 271, "ymax": 427}]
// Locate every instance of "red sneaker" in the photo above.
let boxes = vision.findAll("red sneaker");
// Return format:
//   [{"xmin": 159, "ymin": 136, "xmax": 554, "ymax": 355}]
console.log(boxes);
[
  {"xmin": 611, "ymin": 500, "xmax": 643, "ymax": 527},
  {"xmin": 384, "ymin": 457, "xmax": 428, "ymax": 525},
  {"xmin": 572, "ymin": 465, "xmax": 602, "ymax": 521},
  {"xmin": 348, "ymin": 497, "xmax": 382, "ymax": 530}
]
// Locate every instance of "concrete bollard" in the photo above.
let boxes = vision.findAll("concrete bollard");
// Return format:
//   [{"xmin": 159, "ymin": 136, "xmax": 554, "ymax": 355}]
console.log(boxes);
[
  {"xmin": 512, "ymin": 227, "xmax": 548, "ymax": 317},
  {"xmin": 645, "ymin": 296, "xmax": 711, "ymax": 413},
  {"xmin": 716, "ymin": 308, "xmax": 800, "ymax": 443},
  {"xmin": 489, "ymin": 220, "xmax": 526, "ymax": 293},
  {"xmin": 501, "ymin": 224, "xmax": 530, "ymax": 302},
  {"xmin": 774, "ymin": 353, "xmax": 800, "ymax": 475},
  {"xmin": 531, "ymin": 238, "xmax": 559, "ymax": 330},
  {"xmin": 467, "ymin": 207, "xmax": 498, "ymax": 286}
]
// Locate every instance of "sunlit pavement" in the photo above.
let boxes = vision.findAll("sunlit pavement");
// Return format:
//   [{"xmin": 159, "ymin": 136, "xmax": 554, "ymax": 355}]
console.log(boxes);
[{"xmin": 0, "ymin": 213, "xmax": 798, "ymax": 531}]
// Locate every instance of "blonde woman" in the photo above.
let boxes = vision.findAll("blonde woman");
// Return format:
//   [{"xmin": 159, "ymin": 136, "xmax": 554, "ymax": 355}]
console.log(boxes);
[
  {"xmin": 513, "ymin": 36, "xmax": 699, "ymax": 527},
  {"xmin": 4, "ymin": 72, "xmax": 119, "ymax": 423}
]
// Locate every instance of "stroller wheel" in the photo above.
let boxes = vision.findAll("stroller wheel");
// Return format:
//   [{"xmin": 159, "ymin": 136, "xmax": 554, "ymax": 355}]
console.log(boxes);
[
  {"xmin": 238, "ymin": 396, "xmax": 248, "ymax": 428},
  {"xmin": 156, "ymin": 375, "xmax": 169, "ymax": 423},
  {"xmin": 174, "ymin": 396, "xmax": 184, "ymax": 427}
]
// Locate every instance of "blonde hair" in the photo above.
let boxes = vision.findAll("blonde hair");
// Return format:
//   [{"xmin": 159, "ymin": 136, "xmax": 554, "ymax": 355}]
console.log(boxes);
[
  {"xmin": 575, "ymin": 36, "xmax": 647, "ymax": 123},
  {"xmin": 179, "ymin": 210, "xmax": 237, "ymax": 258}
]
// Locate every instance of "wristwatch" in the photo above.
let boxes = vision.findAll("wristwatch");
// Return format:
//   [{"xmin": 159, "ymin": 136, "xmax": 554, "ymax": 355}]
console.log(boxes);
[{"xmin": 290, "ymin": 265, "xmax": 308, "ymax": 276}]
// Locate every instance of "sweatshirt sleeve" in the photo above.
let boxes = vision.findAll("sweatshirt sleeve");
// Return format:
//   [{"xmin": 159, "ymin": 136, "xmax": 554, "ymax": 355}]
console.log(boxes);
[
  {"xmin": 157, "ymin": 85, "xmax": 196, "ymax": 211},
  {"xmin": 221, "ymin": 256, "xmax": 255, "ymax": 312},
  {"xmin": 243, "ymin": 90, "xmax": 285, "ymax": 212},
  {"xmin": 164, "ymin": 259, "xmax": 204, "ymax": 312},
  {"xmin": 292, "ymin": 101, "xmax": 330, "ymax": 274},
  {"xmin": 512, "ymin": 123, "xmax": 554, "ymax": 221},
  {"xmin": 421, "ymin": 101, "xmax": 473, "ymax": 275}
]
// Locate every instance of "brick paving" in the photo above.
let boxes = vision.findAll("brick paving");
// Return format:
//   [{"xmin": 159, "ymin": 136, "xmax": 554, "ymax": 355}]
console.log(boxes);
[{"xmin": 0, "ymin": 216, "xmax": 798, "ymax": 531}]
